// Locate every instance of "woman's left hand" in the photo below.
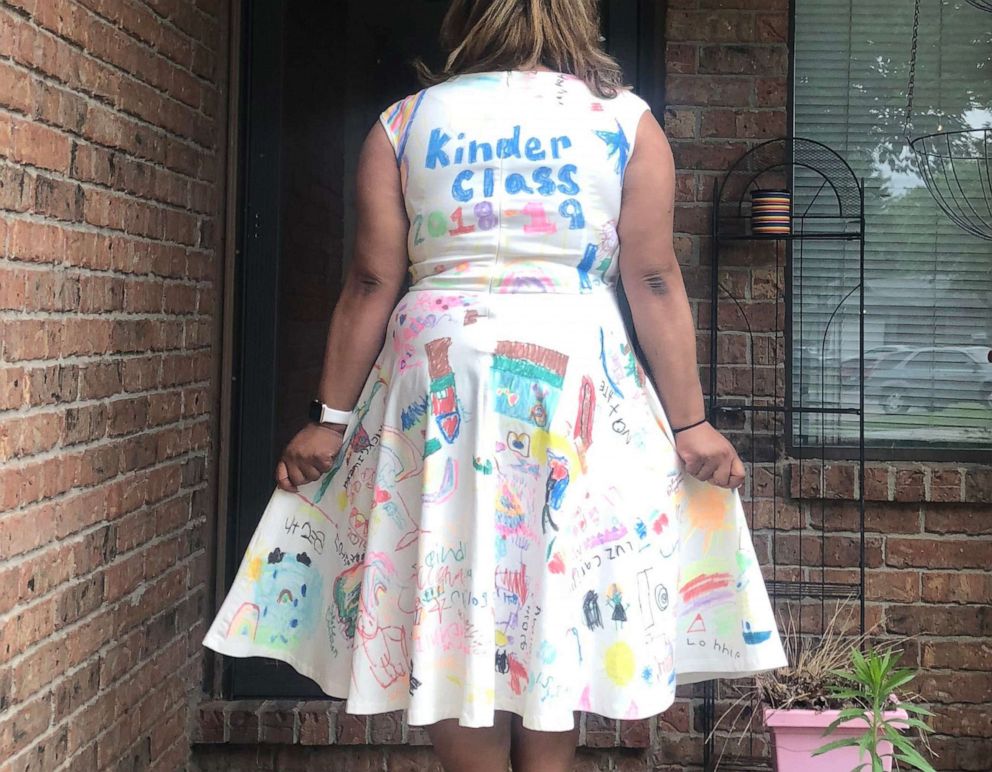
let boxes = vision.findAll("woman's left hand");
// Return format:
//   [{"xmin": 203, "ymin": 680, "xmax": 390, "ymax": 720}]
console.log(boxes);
[{"xmin": 673, "ymin": 421, "xmax": 746, "ymax": 489}]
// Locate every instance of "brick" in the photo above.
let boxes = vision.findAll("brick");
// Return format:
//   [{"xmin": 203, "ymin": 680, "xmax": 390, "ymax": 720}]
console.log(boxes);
[
  {"xmin": 747, "ymin": 497, "xmax": 799, "ymax": 532},
  {"xmin": 929, "ymin": 468, "xmax": 964, "ymax": 502},
  {"xmin": 963, "ymin": 467, "xmax": 992, "ymax": 503},
  {"xmin": 674, "ymin": 171, "xmax": 697, "ymax": 202},
  {"xmin": 405, "ymin": 723, "xmax": 432, "ymax": 747},
  {"xmin": 921, "ymin": 641, "xmax": 992, "ymax": 671},
  {"xmin": 0, "ymin": 162, "xmax": 34, "ymax": 212},
  {"xmin": 10, "ymin": 632, "xmax": 70, "ymax": 702},
  {"xmin": 865, "ymin": 570, "xmax": 920, "ymax": 603},
  {"xmin": 335, "ymin": 712, "xmax": 369, "ymax": 744},
  {"xmin": 258, "ymin": 700, "xmax": 297, "ymax": 744},
  {"xmin": 385, "ymin": 748, "xmax": 445, "ymax": 772},
  {"xmin": 618, "ymin": 718, "xmax": 652, "ymax": 748},
  {"xmin": 755, "ymin": 77, "xmax": 787, "ymax": 108},
  {"xmin": 0, "ymin": 500, "xmax": 59, "ymax": 560},
  {"xmin": 0, "ymin": 411, "xmax": 62, "ymax": 461},
  {"xmin": 921, "ymin": 572, "xmax": 992, "ymax": 604},
  {"xmin": 0, "ymin": 367, "xmax": 27, "ymax": 410},
  {"xmin": 700, "ymin": 108, "xmax": 736, "ymax": 138},
  {"xmin": 657, "ymin": 700, "xmax": 692, "ymax": 733},
  {"xmin": 98, "ymin": 630, "xmax": 144, "ymax": 691},
  {"xmin": 9, "ymin": 118, "xmax": 73, "ymax": 172},
  {"xmin": 863, "ymin": 503, "xmax": 921, "ymax": 534},
  {"xmin": 33, "ymin": 174, "xmax": 84, "ymax": 221},
  {"xmin": 369, "ymin": 709, "xmax": 404, "ymax": 745},
  {"xmin": 0, "ymin": 59, "xmax": 32, "ymax": 112},
  {"xmin": 96, "ymin": 710, "xmax": 142, "ymax": 769},
  {"xmin": 929, "ymin": 704, "xmax": 992, "ymax": 738},
  {"xmin": 666, "ymin": 76, "xmax": 752, "ymax": 107},
  {"xmin": 823, "ymin": 462, "xmax": 857, "ymax": 499},
  {"xmin": 755, "ymin": 13, "xmax": 787, "ymax": 43},
  {"xmin": 298, "ymin": 701, "xmax": 332, "ymax": 745},
  {"xmin": 894, "ymin": 467, "xmax": 926, "ymax": 501},
  {"xmin": 192, "ymin": 700, "xmax": 227, "ymax": 743},
  {"xmin": 666, "ymin": 43, "xmax": 697, "ymax": 75},
  {"xmin": 916, "ymin": 672, "xmax": 992, "ymax": 704},
  {"xmin": 0, "ymin": 691, "xmax": 52, "ymax": 760},
  {"xmin": 699, "ymin": 45, "xmax": 787, "ymax": 76},
  {"xmin": 149, "ymin": 705, "xmax": 188, "ymax": 759},
  {"xmin": 864, "ymin": 465, "xmax": 891, "ymax": 500},
  {"xmin": 668, "ymin": 11, "xmax": 757, "ymax": 43},
  {"xmin": 925, "ymin": 505, "xmax": 992, "ymax": 535},
  {"xmin": 886, "ymin": 538, "xmax": 990, "ymax": 569},
  {"xmin": 672, "ymin": 141, "xmax": 750, "ymax": 171},
  {"xmin": 775, "ymin": 533, "xmax": 883, "ymax": 569},
  {"xmin": 582, "ymin": 713, "xmax": 618, "ymax": 748},
  {"xmin": 885, "ymin": 604, "xmax": 992, "ymax": 637},
  {"xmin": 736, "ymin": 109, "xmax": 786, "ymax": 139}
]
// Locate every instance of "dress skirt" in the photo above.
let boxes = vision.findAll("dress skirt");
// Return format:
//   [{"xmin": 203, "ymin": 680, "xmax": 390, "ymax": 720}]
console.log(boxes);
[{"xmin": 201, "ymin": 286, "xmax": 787, "ymax": 731}]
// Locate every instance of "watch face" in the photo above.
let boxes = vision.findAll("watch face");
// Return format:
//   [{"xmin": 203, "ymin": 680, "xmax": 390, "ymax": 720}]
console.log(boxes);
[{"xmin": 308, "ymin": 400, "xmax": 322, "ymax": 422}]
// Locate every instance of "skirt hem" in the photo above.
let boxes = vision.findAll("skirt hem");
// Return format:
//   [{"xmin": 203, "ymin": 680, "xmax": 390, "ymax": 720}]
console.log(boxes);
[{"xmin": 202, "ymin": 633, "xmax": 787, "ymax": 732}]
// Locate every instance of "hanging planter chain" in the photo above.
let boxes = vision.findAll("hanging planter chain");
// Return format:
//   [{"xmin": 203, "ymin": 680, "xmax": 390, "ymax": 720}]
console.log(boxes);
[
  {"xmin": 905, "ymin": 0, "xmax": 992, "ymax": 240},
  {"xmin": 903, "ymin": 0, "xmax": 921, "ymax": 141}
]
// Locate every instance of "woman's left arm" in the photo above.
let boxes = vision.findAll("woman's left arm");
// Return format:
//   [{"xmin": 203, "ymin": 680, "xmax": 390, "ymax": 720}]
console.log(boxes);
[{"xmin": 616, "ymin": 111, "xmax": 745, "ymax": 490}]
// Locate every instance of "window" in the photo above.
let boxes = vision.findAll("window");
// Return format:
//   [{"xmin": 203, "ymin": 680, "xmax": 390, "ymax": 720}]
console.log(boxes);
[{"xmin": 793, "ymin": 0, "xmax": 992, "ymax": 456}]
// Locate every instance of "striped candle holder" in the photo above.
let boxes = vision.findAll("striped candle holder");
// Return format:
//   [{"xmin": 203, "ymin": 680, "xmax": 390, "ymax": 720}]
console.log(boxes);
[{"xmin": 750, "ymin": 189, "xmax": 792, "ymax": 235}]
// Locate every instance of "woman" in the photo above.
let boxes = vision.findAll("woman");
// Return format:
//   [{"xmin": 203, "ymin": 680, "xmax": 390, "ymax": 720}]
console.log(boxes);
[{"xmin": 202, "ymin": 1, "xmax": 787, "ymax": 770}]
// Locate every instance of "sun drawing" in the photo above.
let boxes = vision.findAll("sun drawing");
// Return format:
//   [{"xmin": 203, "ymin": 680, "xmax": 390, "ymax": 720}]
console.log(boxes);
[{"xmin": 683, "ymin": 484, "xmax": 736, "ymax": 553}]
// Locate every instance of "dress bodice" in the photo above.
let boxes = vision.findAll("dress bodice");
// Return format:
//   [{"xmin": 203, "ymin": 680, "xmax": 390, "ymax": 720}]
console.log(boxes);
[{"xmin": 379, "ymin": 71, "xmax": 651, "ymax": 294}]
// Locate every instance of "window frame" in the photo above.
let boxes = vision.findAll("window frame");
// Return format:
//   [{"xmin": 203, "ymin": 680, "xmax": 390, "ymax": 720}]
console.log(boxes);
[{"xmin": 785, "ymin": 0, "xmax": 992, "ymax": 463}]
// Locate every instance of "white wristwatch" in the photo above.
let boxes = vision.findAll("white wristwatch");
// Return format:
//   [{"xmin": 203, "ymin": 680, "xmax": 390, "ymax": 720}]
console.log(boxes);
[{"xmin": 308, "ymin": 399, "xmax": 353, "ymax": 426}]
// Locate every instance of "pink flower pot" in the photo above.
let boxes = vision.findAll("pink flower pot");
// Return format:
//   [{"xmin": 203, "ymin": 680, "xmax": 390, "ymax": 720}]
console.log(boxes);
[{"xmin": 764, "ymin": 705, "xmax": 909, "ymax": 772}]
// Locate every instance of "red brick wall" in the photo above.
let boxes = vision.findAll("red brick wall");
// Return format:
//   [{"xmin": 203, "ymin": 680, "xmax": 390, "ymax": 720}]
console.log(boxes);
[{"xmin": 0, "ymin": 1, "xmax": 229, "ymax": 770}]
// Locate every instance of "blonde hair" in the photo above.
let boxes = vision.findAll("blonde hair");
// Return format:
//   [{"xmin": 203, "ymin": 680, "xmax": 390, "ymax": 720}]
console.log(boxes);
[{"xmin": 415, "ymin": 0, "xmax": 625, "ymax": 99}]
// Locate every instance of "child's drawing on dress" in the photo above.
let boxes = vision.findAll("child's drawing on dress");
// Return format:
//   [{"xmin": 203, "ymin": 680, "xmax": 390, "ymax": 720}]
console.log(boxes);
[
  {"xmin": 595, "ymin": 119, "xmax": 632, "ymax": 179},
  {"xmin": 251, "ymin": 547, "xmax": 323, "ymax": 649},
  {"xmin": 582, "ymin": 589, "xmax": 604, "ymax": 630},
  {"xmin": 331, "ymin": 563, "xmax": 363, "ymax": 642},
  {"xmin": 426, "ymin": 337, "xmax": 462, "ymax": 443},
  {"xmin": 542, "ymin": 450, "xmax": 570, "ymax": 533},
  {"xmin": 577, "ymin": 243, "xmax": 597, "ymax": 290},
  {"xmin": 356, "ymin": 552, "xmax": 410, "ymax": 689},
  {"xmin": 605, "ymin": 582, "xmax": 629, "ymax": 629},
  {"xmin": 491, "ymin": 341, "xmax": 569, "ymax": 429}
]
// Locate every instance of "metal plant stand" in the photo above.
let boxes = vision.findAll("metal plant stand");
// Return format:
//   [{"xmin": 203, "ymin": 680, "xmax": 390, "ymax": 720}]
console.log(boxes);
[{"xmin": 699, "ymin": 138, "xmax": 868, "ymax": 770}]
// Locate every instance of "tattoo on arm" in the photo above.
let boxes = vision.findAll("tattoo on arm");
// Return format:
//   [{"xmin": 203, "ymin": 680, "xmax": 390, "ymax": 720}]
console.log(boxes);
[{"xmin": 641, "ymin": 271, "xmax": 669, "ymax": 296}]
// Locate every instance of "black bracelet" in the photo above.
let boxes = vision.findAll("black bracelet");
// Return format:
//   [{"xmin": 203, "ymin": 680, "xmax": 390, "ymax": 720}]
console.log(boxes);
[{"xmin": 671, "ymin": 417, "xmax": 708, "ymax": 434}]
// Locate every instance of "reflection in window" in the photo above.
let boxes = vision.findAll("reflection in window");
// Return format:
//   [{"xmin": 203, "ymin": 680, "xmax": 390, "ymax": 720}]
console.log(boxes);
[{"xmin": 794, "ymin": 0, "xmax": 991, "ymax": 453}]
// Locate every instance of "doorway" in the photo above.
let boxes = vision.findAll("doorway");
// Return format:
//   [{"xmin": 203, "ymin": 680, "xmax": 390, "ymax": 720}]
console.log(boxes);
[{"xmin": 221, "ymin": 0, "xmax": 665, "ymax": 699}]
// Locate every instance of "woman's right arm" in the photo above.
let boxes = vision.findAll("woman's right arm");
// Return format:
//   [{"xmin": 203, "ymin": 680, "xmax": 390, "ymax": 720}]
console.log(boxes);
[{"xmin": 275, "ymin": 123, "xmax": 409, "ymax": 491}]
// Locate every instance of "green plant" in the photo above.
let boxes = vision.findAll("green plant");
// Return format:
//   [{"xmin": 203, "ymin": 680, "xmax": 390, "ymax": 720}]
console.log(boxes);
[{"xmin": 813, "ymin": 646, "xmax": 936, "ymax": 772}]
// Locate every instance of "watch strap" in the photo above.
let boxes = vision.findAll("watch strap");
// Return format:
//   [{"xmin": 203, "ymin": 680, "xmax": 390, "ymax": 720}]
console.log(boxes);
[{"xmin": 317, "ymin": 403, "xmax": 353, "ymax": 425}]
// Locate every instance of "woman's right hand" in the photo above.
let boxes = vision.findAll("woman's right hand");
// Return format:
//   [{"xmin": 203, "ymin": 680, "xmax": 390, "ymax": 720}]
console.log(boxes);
[
  {"xmin": 673, "ymin": 421, "xmax": 746, "ymax": 490},
  {"xmin": 274, "ymin": 423, "xmax": 346, "ymax": 492}
]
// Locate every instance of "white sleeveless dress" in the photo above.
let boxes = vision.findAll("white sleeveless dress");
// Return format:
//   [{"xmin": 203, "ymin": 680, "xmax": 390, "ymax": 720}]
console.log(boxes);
[{"xmin": 202, "ymin": 70, "xmax": 786, "ymax": 731}]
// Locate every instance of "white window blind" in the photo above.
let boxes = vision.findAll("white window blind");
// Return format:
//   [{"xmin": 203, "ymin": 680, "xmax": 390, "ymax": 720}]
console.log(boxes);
[{"xmin": 793, "ymin": 0, "xmax": 992, "ymax": 454}]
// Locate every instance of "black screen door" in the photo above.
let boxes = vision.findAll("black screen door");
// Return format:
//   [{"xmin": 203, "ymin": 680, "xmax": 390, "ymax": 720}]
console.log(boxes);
[{"xmin": 223, "ymin": 0, "xmax": 665, "ymax": 699}]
